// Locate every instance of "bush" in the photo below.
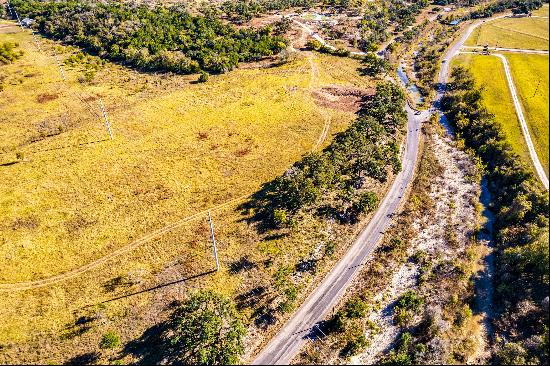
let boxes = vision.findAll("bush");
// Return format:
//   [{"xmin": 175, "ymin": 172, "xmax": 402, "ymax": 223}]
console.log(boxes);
[
  {"xmin": 341, "ymin": 330, "xmax": 369, "ymax": 357},
  {"xmin": 325, "ymin": 310, "xmax": 346, "ymax": 333},
  {"xmin": 100, "ymin": 331, "xmax": 121, "ymax": 349},
  {"xmin": 197, "ymin": 71, "xmax": 209, "ymax": 83},
  {"xmin": 0, "ymin": 42, "xmax": 24, "ymax": 64},
  {"xmin": 345, "ymin": 296, "xmax": 369, "ymax": 319},
  {"xmin": 306, "ymin": 39, "xmax": 322, "ymax": 51},
  {"xmin": 272, "ymin": 208, "xmax": 288, "ymax": 228},
  {"xmin": 169, "ymin": 290, "xmax": 245, "ymax": 365}
]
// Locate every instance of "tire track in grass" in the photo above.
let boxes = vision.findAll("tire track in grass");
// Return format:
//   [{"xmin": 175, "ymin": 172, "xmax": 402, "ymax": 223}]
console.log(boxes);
[{"xmin": 0, "ymin": 194, "xmax": 249, "ymax": 291}]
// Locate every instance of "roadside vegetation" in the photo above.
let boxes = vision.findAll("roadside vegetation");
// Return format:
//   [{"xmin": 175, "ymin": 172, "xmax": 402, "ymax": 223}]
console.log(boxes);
[
  {"xmin": 243, "ymin": 81, "xmax": 406, "ymax": 231},
  {"xmin": 442, "ymin": 66, "xmax": 549, "ymax": 365},
  {"xmin": 295, "ymin": 117, "xmax": 485, "ymax": 364}
]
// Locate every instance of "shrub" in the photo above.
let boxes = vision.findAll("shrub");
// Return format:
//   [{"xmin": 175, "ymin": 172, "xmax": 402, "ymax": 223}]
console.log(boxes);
[
  {"xmin": 197, "ymin": 71, "xmax": 209, "ymax": 83},
  {"xmin": 0, "ymin": 42, "xmax": 24, "ymax": 64},
  {"xmin": 272, "ymin": 208, "xmax": 288, "ymax": 228},
  {"xmin": 345, "ymin": 296, "xmax": 369, "ymax": 319},
  {"xmin": 341, "ymin": 330, "xmax": 368, "ymax": 357},
  {"xmin": 100, "ymin": 331, "xmax": 121, "ymax": 349},
  {"xmin": 325, "ymin": 310, "xmax": 346, "ymax": 333},
  {"xmin": 169, "ymin": 290, "xmax": 245, "ymax": 365},
  {"xmin": 306, "ymin": 39, "xmax": 322, "ymax": 51}
]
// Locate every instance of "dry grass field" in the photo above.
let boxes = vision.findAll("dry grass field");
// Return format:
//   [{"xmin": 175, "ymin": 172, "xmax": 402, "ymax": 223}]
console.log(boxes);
[
  {"xmin": 465, "ymin": 16, "xmax": 549, "ymax": 50},
  {"xmin": 0, "ymin": 21, "xmax": 378, "ymax": 363}
]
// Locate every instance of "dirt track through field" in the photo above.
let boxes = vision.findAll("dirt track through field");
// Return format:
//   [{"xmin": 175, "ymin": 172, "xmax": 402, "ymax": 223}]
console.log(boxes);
[
  {"xmin": 459, "ymin": 50, "xmax": 549, "ymax": 189},
  {"xmin": 489, "ymin": 23, "xmax": 549, "ymax": 41},
  {"xmin": 0, "ymin": 195, "xmax": 248, "ymax": 291}
]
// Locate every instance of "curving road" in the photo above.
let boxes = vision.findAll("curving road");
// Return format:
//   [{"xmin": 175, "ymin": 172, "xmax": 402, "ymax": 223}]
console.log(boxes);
[
  {"xmin": 252, "ymin": 13, "xmax": 517, "ymax": 366},
  {"xmin": 252, "ymin": 103, "xmax": 428, "ymax": 365}
]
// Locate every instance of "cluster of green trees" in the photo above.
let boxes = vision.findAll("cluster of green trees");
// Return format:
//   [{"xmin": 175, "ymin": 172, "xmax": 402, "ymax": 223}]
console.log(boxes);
[
  {"xmin": 0, "ymin": 41, "xmax": 23, "ymax": 65},
  {"xmin": 9, "ymin": 0, "xmax": 287, "ymax": 75},
  {"xmin": 414, "ymin": 24, "xmax": 455, "ymax": 97},
  {"xmin": 169, "ymin": 291, "xmax": 246, "ymax": 364},
  {"xmin": 246, "ymin": 82, "xmax": 406, "ymax": 229},
  {"xmin": 470, "ymin": 0, "xmax": 544, "ymax": 18},
  {"xmin": 359, "ymin": 0, "xmax": 429, "ymax": 51},
  {"xmin": 305, "ymin": 38, "xmax": 352, "ymax": 57},
  {"xmin": 442, "ymin": 66, "xmax": 549, "ymax": 365},
  {"xmin": 220, "ymin": 0, "xmax": 316, "ymax": 23}
]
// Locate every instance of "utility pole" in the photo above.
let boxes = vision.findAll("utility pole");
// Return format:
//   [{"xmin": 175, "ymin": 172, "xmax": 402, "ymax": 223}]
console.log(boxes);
[
  {"xmin": 208, "ymin": 210, "xmax": 220, "ymax": 271},
  {"xmin": 99, "ymin": 98, "xmax": 113, "ymax": 140}
]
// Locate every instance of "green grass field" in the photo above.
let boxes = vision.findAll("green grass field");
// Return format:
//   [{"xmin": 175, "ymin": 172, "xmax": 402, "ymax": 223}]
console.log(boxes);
[
  {"xmin": 0, "ymin": 21, "xmax": 383, "ymax": 363},
  {"xmin": 506, "ymin": 53, "xmax": 549, "ymax": 175},
  {"xmin": 465, "ymin": 17, "xmax": 549, "ymax": 50},
  {"xmin": 452, "ymin": 54, "xmax": 533, "ymax": 171}
]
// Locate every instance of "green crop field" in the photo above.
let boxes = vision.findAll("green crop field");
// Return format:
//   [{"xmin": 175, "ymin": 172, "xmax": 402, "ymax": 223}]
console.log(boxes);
[
  {"xmin": 452, "ymin": 54, "xmax": 533, "ymax": 171},
  {"xmin": 506, "ymin": 53, "xmax": 549, "ymax": 175},
  {"xmin": 465, "ymin": 17, "xmax": 549, "ymax": 50},
  {"xmin": 0, "ymin": 21, "xmax": 380, "ymax": 363}
]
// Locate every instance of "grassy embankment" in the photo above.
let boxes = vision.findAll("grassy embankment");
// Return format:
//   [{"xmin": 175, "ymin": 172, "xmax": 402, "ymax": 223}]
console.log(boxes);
[{"xmin": 0, "ymin": 21, "xmax": 376, "ymax": 364}]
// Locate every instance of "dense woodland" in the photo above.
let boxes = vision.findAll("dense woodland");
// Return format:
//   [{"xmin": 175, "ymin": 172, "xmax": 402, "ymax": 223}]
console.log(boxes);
[
  {"xmin": 9, "ymin": 0, "xmax": 287, "ymax": 74},
  {"xmin": 442, "ymin": 67, "xmax": 549, "ymax": 365}
]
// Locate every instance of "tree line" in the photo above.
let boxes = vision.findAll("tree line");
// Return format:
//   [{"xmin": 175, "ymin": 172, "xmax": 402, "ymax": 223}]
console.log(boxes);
[
  {"xmin": 442, "ymin": 66, "xmax": 549, "ymax": 365},
  {"xmin": 244, "ymin": 81, "xmax": 406, "ymax": 229},
  {"xmin": 9, "ymin": 0, "xmax": 287, "ymax": 75}
]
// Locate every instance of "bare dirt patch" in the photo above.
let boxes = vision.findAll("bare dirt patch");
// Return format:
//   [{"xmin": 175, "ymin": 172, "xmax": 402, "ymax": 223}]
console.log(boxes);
[
  {"xmin": 37, "ymin": 93, "xmax": 59, "ymax": 103},
  {"xmin": 312, "ymin": 85, "xmax": 374, "ymax": 113}
]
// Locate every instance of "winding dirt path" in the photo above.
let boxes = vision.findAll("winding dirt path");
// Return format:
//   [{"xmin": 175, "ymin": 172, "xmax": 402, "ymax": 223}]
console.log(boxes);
[
  {"xmin": 0, "ymin": 195, "xmax": 248, "ymax": 292},
  {"xmin": 459, "ymin": 50, "xmax": 549, "ymax": 189}
]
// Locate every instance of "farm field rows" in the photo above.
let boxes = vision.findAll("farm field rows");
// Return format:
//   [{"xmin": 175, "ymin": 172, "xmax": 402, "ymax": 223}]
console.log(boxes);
[{"xmin": 0, "ymin": 20, "xmax": 378, "ymax": 363}]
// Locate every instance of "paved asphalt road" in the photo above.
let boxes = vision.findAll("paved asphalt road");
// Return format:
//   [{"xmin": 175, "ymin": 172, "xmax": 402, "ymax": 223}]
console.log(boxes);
[
  {"xmin": 252, "ymin": 13, "xmax": 514, "ymax": 366},
  {"xmin": 252, "ymin": 104, "xmax": 429, "ymax": 365}
]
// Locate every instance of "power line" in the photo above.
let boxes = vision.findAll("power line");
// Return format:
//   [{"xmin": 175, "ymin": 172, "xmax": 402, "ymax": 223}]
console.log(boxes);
[{"xmin": 208, "ymin": 210, "xmax": 220, "ymax": 272}]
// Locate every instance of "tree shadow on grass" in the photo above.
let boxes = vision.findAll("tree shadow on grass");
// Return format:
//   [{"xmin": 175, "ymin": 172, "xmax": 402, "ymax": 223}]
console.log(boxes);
[
  {"xmin": 122, "ymin": 321, "xmax": 175, "ymax": 365},
  {"xmin": 236, "ymin": 180, "xmax": 282, "ymax": 234},
  {"xmin": 63, "ymin": 352, "xmax": 100, "ymax": 365}
]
